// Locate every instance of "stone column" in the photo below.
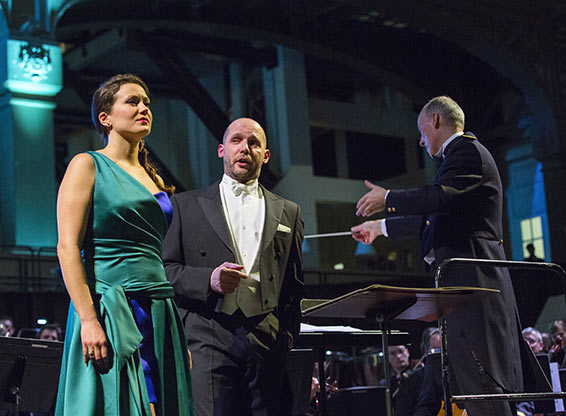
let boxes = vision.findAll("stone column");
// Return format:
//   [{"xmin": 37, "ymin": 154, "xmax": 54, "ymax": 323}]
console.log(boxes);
[
  {"xmin": 262, "ymin": 46, "xmax": 312, "ymax": 176},
  {"xmin": 262, "ymin": 47, "xmax": 318, "ymax": 267}
]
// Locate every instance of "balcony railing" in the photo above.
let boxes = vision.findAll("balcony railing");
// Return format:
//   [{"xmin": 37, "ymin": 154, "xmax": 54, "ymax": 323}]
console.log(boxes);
[{"xmin": 0, "ymin": 245, "xmax": 64, "ymax": 292}]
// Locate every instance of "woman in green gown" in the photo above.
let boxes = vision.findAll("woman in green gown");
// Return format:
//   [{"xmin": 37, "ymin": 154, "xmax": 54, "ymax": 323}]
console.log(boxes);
[{"xmin": 55, "ymin": 74, "xmax": 193, "ymax": 415}]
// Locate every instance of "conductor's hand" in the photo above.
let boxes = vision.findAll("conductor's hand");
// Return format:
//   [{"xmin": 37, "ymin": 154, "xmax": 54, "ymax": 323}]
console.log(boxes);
[
  {"xmin": 210, "ymin": 262, "xmax": 248, "ymax": 294},
  {"xmin": 356, "ymin": 180, "xmax": 388, "ymax": 217},
  {"xmin": 351, "ymin": 220, "xmax": 383, "ymax": 245}
]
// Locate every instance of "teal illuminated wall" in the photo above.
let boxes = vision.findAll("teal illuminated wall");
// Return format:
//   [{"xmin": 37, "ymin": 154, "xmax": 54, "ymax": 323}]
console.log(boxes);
[
  {"xmin": 11, "ymin": 98, "xmax": 58, "ymax": 247},
  {"xmin": 0, "ymin": 36, "xmax": 62, "ymax": 247}
]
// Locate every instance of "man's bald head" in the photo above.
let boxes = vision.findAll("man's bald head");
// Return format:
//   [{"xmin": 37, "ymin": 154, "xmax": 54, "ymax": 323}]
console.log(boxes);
[
  {"xmin": 222, "ymin": 118, "xmax": 267, "ymax": 146},
  {"xmin": 218, "ymin": 118, "xmax": 270, "ymax": 183}
]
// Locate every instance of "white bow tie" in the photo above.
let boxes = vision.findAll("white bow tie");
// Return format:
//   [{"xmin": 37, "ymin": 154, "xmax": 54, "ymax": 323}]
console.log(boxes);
[{"xmin": 231, "ymin": 182, "xmax": 255, "ymax": 197}]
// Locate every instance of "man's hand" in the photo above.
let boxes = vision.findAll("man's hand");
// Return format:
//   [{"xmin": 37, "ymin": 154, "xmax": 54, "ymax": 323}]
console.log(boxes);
[
  {"xmin": 356, "ymin": 180, "xmax": 388, "ymax": 217},
  {"xmin": 210, "ymin": 262, "xmax": 248, "ymax": 294},
  {"xmin": 351, "ymin": 220, "xmax": 383, "ymax": 245}
]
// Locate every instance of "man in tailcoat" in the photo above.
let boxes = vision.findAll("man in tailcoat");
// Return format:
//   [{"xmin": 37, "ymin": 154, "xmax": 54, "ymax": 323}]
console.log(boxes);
[
  {"xmin": 352, "ymin": 96, "xmax": 524, "ymax": 416},
  {"xmin": 163, "ymin": 118, "xmax": 304, "ymax": 416}
]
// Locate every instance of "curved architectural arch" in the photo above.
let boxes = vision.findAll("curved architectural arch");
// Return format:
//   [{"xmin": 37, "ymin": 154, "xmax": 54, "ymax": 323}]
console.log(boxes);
[
  {"xmin": 54, "ymin": 18, "xmax": 431, "ymax": 104},
  {"xmin": 49, "ymin": 0, "xmax": 566, "ymax": 262},
  {"xmin": 351, "ymin": 0, "xmax": 562, "ymax": 158}
]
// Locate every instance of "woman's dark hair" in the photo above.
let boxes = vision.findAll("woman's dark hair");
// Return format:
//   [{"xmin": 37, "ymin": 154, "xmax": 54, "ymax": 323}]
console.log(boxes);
[{"xmin": 91, "ymin": 74, "xmax": 175, "ymax": 195}]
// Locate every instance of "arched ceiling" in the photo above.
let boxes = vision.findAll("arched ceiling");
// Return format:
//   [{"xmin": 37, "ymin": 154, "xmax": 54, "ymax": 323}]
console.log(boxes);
[{"xmin": 34, "ymin": 0, "xmax": 564, "ymax": 149}]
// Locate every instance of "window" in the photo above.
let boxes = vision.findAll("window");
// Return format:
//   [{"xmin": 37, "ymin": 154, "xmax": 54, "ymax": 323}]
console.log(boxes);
[
  {"xmin": 521, "ymin": 216, "xmax": 544, "ymax": 260},
  {"xmin": 311, "ymin": 127, "xmax": 338, "ymax": 177},
  {"xmin": 346, "ymin": 131, "xmax": 406, "ymax": 181}
]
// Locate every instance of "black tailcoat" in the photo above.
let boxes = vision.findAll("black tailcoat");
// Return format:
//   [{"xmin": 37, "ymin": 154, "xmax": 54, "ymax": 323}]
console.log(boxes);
[
  {"xmin": 385, "ymin": 133, "xmax": 523, "ymax": 416},
  {"xmin": 163, "ymin": 181, "xmax": 304, "ymax": 416}
]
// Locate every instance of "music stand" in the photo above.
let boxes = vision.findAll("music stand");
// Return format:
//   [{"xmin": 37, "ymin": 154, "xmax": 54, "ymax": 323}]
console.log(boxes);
[
  {"xmin": 435, "ymin": 258, "xmax": 562, "ymax": 416},
  {"xmin": 301, "ymin": 283, "xmax": 499, "ymax": 416},
  {"xmin": 0, "ymin": 336, "xmax": 64, "ymax": 414}
]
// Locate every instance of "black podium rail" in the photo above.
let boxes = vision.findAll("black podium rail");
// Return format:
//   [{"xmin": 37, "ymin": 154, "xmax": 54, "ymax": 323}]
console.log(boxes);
[
  {"xmin": 454, "ymin": 392, "xmax": 566, "ymax": 401},
  {"xmin": 434, "ymin": 258, "xmax": 566, "ymax": 416}
]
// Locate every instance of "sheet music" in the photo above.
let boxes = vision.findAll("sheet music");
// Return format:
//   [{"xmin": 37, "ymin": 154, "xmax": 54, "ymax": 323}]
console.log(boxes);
[
  {"xmin": 550, "ymin": 362, "xmax": 564, "ymax": 412},
  {"xmin": 300, "ymin": 323, "xmax": 363, "ymax": 332}
]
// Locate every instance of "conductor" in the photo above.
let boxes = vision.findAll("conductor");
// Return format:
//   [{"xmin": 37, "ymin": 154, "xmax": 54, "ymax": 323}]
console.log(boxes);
[{"xmin": 352, "ymin": 96, "xmax": 524, "ymax": 416}]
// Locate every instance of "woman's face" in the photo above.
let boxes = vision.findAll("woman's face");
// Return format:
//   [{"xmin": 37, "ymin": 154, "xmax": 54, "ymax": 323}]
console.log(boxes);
[{"xmin": 101, "ymin": 83, "xmax": 152, "ymax": 140}]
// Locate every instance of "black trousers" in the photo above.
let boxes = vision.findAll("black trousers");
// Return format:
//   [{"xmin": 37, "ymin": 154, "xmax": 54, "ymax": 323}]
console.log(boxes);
[{"xmin": 186, "ymin": 310, "xmax": 292, "ymax": 416}]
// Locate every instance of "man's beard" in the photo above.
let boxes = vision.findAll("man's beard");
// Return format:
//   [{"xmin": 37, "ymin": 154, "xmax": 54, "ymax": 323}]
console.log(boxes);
[{"xmin": 226, "ymin": 159, "xmax": 259, "ymax": 183}]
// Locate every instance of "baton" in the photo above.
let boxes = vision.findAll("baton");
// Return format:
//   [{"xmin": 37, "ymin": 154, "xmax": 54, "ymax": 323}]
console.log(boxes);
[{"xmin": 304, "ymin": 231, "xmax": 352, "ymax": 239}]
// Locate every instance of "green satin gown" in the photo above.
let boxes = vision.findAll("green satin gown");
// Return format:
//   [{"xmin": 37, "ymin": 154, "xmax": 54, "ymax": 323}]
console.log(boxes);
[{"xmin": 55, "ymin": 151, "xmax": 193, "ymax": 415}]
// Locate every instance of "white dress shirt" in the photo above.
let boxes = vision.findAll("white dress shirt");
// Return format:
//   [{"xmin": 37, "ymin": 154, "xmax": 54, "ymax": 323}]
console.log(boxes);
[{"xmin": 219, "ymin": 174, "xmax": 266, "ymax": 316}]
